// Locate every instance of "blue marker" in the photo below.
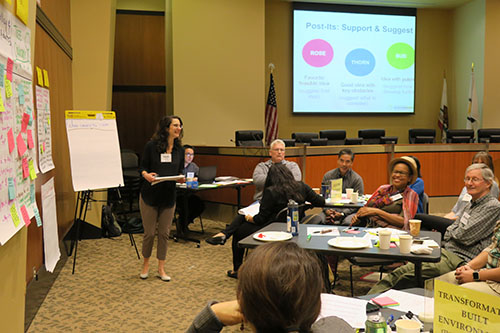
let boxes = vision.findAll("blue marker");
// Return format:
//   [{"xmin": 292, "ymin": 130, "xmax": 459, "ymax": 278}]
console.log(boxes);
[{"xmin": 386, "ymin": 314, "xmax": 394, "ymax": 325}]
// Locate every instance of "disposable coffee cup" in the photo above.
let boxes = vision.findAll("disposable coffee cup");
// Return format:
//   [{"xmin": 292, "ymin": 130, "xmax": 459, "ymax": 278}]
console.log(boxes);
[
  {"xmin": 409, "ymin": 219, "xmax": 421, "ymax": 237},
  {"xmin": 351, "ymin": 192, "xmax": 358, "ymax": 203},
  {"xmin": 399, "ymin": 234, "xmax": 412, "ymax": 254},
  {"xmin": 346, "ymin": 188, "xmax": 354, "ymax": 199},
  {"xmin": 395, "ymin": 319, "xmax": 420, "ymax": 333},
  {"xmin": 378, "ymin": 229, "xmax": 392, "ymax": 250}
]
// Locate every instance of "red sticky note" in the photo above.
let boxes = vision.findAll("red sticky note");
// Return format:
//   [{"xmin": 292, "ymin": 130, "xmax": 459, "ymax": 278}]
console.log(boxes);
[
  {"xmin": 22, "ymin": 158, "xmax": 29, "ymax": 178},
  {"xmin": 27, "ymin": 129, "xmax": 34, "ymax": 149},
  {"xmin": 21, "ymin": 113, "xmax": 30, "ymax": 132},
  {"xmin": 17, "ymin": 133, "xmax": 27, "ymax": 156},
  {"xmin": 20, "ymin": 205, "xmax": 31, "ymax": 227},
  {"xmin": 7, "ymin": 128, "xmax": 15, "ymax": 153},
  {"xmin": 6, "ymin": 58, "xmax": 13, "ymax": 81}
]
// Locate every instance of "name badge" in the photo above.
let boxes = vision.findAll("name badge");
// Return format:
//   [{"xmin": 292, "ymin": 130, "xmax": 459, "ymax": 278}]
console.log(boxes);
[
  {"xmin": 160, "ymin": 153, "xmax": 172, "ymax": 163},
  {"xmin": 187, "ymin": 172, "xmax": 195, "ymax": 179},
  {"xmin": 460, "ymin": 212, "xmax": 470, "ymax": 225},
  {"xmin": 390, "ymin": 193, "xmax": 403, "ymax": 202}
]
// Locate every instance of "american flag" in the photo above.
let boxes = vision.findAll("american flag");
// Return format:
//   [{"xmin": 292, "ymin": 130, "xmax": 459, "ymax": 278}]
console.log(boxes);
[{"xmin": 265, "ymin": 73, "xmax": 278, "ymax": 145}]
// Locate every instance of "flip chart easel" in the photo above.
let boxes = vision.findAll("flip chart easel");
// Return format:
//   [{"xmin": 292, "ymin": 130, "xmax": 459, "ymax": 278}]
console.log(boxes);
[{"xmin": 65, "ymin": 110, "xmax": 124, "ymax": 273}]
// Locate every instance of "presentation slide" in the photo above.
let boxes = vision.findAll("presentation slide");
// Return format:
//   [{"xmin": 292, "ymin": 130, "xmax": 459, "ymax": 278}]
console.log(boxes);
[{"xmin": 293, "ymin": 7, "xmax": 416, "ymax": 114}]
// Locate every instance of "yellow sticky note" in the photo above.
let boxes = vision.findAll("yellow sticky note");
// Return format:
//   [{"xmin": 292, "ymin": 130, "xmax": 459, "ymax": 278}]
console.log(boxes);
[
  {"xmin": 43, "ymin": 69, "xmax": 49, "ymax": 87},
  {"xmin": 10, "ymin": 204, "xmax": 20, "ymax": 227},
  {"xmin": 5, "ymin": 78, "xmax": 12, "ymax": 98},
  {"xmin": 36, "ymin": 66, "xmax": 43, "ymax": 86},
  {"xmin": 16, "ymin": 0, "xmax": 29, "ymax": 25},
  {"xmin": 29, "ymin": 160, "xmax": 37, "ymax": 180},
  {"xmin": 0, "ymin": 94, "xmax": 5, "ymax": 112}
]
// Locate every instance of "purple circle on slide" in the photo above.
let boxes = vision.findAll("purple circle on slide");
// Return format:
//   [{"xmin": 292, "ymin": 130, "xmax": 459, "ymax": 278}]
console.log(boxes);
[{"xmin": 302, "ymin": 39, "xmax": 334, "ymax": 67}]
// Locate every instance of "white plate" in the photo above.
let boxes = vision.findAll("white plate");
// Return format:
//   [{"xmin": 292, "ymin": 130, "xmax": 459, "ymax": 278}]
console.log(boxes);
[
  {"xmin": 253, "ymin": 231, "xmax": 293, "ymax": 242},
  {"xmin": 328, "ymin": 237, "xmax": 371, "ymax": 249}
]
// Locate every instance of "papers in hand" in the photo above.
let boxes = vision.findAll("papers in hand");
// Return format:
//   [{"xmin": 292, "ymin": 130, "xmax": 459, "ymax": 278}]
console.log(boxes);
[
  {"xmin": 238, "ymin": 201, "xmax": 260, "ymax": 217},
  {"xmin": 151, "ymin": 174, "xmax": 184, "ymax": 185}
]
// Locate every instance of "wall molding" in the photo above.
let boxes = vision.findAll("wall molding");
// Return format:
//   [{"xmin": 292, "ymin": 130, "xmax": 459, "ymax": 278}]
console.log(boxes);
[{"xmin": 36, "ymin": 6, "xmax": 73, "ymax": 59}]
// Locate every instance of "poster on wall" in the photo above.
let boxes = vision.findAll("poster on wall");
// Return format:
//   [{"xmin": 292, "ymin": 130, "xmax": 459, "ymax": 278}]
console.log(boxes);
[
  {"xmin": 36, "ymin": 86, "xmax": 54, "ymax": 173},
  {"xmin": 0, "ymin": 4, "xmax": 35, "ymax": 246}
]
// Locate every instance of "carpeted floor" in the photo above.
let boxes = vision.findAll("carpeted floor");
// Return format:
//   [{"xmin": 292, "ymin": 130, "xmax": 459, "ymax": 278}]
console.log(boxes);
[{"xmin": 26, "ymin": 218, "xmax": 379, "ymax": 332}]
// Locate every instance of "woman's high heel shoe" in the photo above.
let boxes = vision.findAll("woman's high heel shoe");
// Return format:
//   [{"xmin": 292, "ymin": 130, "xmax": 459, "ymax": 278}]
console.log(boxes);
[{"xmin": 206, "ymin": 235, "xmax": 226, "ymax": 245}]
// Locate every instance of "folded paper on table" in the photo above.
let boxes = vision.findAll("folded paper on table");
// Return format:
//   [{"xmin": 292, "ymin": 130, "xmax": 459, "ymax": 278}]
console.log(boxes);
[
  {"xmin": 152, "ymin": 174, "xmax": 184, "ymax": 185},
  {"xmin": 238, "ymin": 201, "xmax": 260, "ymax": 217},
  {"xmin": 318, "ymin": 293, "xmax": 367, "ymax": 329},
  {"xmin": 376, "ymin": 289, "xmax": 433, "ymax": 315},
  {"xmin": 410, "ymin": 244, "xmax": 433, "ymax": 255}
]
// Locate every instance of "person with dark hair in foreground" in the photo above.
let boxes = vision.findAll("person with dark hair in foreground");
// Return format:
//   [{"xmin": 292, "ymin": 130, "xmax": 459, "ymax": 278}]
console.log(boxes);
[{"xmin": 186, "ymin": 242, "xmax": 354, "ymax": 333}]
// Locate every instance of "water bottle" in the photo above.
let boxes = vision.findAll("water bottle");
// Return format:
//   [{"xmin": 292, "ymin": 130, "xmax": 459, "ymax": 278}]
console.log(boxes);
[
  {"xmin": 287, "ymin": 199, "xmax": 299, "ymax": 236},
  {"xmin": 191, "ymin": 179, "xmax": 199, "ymax": 189},
  {"xmin": 186, "ymin": 178, "xmax": 193, "ymax": 189}
]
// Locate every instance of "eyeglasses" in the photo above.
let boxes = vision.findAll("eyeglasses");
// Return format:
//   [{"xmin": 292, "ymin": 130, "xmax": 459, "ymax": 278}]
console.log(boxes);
[
  {"xmin": 392, "ymin": 170, "xmax": 409, "ymax": 176},
  {"xmin": 464, "ymin": 177, "xmax": 484, "ymax": 184},
  {"xmin": 185, "ymin": 153, "xmax": 194, "ymax": 157}
]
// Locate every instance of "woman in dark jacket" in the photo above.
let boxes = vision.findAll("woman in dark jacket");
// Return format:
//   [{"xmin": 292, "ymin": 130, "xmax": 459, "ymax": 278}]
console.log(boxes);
[
  {"xmin": 223, "ymin": 163, "xmax": 325, "ymax": 278},
  {"xmin": 138, "ymin": 115, "xmax": 184, "ymax": 281}
]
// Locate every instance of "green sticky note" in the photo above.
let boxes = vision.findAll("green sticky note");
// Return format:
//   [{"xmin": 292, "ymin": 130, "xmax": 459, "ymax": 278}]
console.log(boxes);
[
  {"xmin": 8, "ymin": 177, "xmax": 15, "ymax": 200},
  {"xmin": 10, "ymin": 204, "xmax": 20, "ymax": 227},
  {"xmin": 33, "ymin": 206, "xmax": 42, "ymax": 227},
  {"xmin": 30, "ymin": 183, "xmax": 35, "ymax": 204},
  {"xmin": 29, "ymin": 160, "xmax": 37, "ymax": 180},
  {"xmin": 0, "ymin": 64, "xmax": 4, "ymax": 87}
]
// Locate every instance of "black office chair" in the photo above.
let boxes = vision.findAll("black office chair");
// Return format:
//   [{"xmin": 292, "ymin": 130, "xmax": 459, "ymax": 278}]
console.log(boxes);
[
  {"xmin": 381, "ymin": 136, "xmax": 398, "ymax": 144},
  {"xmin": 446, "ymin": 129, "xmax": 474, "ymax": 143},
  {"xmin": 409, "ymin": 129, "xmax": 436, "ymax": 144},
  {"xmin": 292, "ymin": 132, "xmax": 319, "ymax": 144},
  {"xmin": 358, "ymin": 129, "xmax": 385, "ymax": 144},
  {"xmin": 235, "ymin": 130, "xmax": 264, "ymax": 147},
  {"xmin": 345, "ymin": 137, "xmax": 363, "ymax": 145},
  {"xmin": 281, "ymin": 138, "xmax": 296, "ymax": 147},
  {"xmin": 422, "ymin": 193, "xmax": 429, "ymax": 214},
  {"xmin": 310, "ymin": 138, "xmax": 328, "ymax": 146},
  {"xmin": 319, "ymin": 130, "xmax": 346, "ymax": 145},
  {"xmin": 478, "ymin": 128, "xmax": 500, "ymax": 143}
]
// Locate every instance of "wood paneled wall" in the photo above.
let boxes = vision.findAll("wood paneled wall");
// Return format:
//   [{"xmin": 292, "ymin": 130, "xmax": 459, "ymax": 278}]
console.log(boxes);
[
  {"xmin": 112, "ymin": 11, "xmax": 166, "ymax": 154},
  {"xmin": 27, "ymin": 4, "xmax": 75, "ymax": 283}
]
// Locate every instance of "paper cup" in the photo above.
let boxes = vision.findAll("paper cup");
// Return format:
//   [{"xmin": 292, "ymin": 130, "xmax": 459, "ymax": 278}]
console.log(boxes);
[
  {"xmin": 409, "ymin": 219, "xmax": 421, "ymax": 236},
  {"xmin": 346, "ymin": 188, "xmax": 353, "ymax": 199},
  {"xmin": 399, "ymin": 234, "xmax": 412, "ymax": 253},
  {"xmin": 378, "ymin": 229, "xmax": 392, "ymax": 250},
  {"xmin": 351, "ymin": 192, "xmax": 358, "ymax": 203},
  {"xmin": 395, "ymin": 319, "xmax": 420, "ymax": 333}
]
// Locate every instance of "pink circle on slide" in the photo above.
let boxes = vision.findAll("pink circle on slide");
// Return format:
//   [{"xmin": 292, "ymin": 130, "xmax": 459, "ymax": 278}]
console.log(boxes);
[{"xmin": 302, "ymin": 39, "xmax": 334, "ymax": 67}]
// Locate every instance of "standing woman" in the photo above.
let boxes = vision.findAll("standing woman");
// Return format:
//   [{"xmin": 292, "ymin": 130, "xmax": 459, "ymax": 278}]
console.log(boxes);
[{"xmin": 138, "ymin": 116, "xmax": 184, "ymax": 281}]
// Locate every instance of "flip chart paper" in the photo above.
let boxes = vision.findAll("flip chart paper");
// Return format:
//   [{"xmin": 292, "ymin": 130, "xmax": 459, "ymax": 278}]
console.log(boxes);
[{"xmin": 42, "ymin": 178, "xmax": 60, "ymax": 272}]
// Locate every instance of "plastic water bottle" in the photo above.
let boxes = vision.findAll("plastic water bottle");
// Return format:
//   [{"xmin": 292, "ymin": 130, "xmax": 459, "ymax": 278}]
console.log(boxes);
[{"xmin": 287, "ymin": 199, "xmax": 299, "ymax": 236}]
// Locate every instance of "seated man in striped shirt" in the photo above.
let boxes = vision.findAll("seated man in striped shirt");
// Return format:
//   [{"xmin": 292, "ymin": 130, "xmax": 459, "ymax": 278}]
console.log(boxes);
[{"xmin": 368, "ymin": 163, "xmax": 500, "ymax": 294}]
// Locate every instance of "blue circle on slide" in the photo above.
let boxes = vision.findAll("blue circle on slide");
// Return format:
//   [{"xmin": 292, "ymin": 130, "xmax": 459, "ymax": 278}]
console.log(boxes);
[{"xmin": 345, "ymin": 48, "xmax": 375, "ymax": 76}]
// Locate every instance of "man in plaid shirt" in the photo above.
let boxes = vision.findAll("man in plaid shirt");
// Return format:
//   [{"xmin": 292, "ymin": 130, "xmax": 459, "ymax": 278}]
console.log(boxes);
[{"xmin": 369, "ymin": 163, "xmax": 500, "ymax": 294}]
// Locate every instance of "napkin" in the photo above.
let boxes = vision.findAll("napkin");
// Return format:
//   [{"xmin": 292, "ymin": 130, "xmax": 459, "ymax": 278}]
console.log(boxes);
[{"xmin": 410, "ymin": 244, "xmax": 433, "ymax": 255}]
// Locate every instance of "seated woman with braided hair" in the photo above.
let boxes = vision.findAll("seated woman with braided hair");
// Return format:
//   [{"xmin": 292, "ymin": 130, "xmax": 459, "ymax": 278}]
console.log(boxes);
[{"xmin": 187, "ymin": 242, "xmax": 354, "ymax": 333}]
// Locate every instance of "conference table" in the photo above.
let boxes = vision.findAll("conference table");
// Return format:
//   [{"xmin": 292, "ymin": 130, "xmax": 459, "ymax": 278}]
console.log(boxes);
[
  {"xmin": 239, "ymin": 222, "xmax": 442, "ymax": 287},
  {"xmin": 175, "ymin": 179, "xmax": 252, "ymax": 245}
]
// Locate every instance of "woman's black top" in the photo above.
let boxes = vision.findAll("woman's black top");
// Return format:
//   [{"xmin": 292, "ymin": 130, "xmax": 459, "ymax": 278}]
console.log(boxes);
[
  {"xmin": 139, "ymin": 140, "xmax": 184, "ymax": 208},
  {"xmin": 253, "ymin": 182, "xmax": 325, "ymax": 226}
]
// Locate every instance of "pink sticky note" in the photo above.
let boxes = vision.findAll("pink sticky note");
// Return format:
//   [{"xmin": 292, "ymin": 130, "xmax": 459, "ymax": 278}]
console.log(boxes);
[
  {"xmin": 7, "ymin": 128, "xmax": 15, "ymax": 153},
  {"xmin": 22, "ymin": 158, "xmax": 29, "ymax": 178},
  {"xmin": 27, "ymin": 129, "xmax": 34, "ymax": 149},
  {"xmin": 21, "ymin": 113, "xmax": 30, "ymax": 132},
  {"xmin": 6, "ymin": 58, "xmax": 13, "ymax": 81},
  {"xmin": 17, "ymin": 133, "xmax": 27, "ymax": 156},
  {"xmin": 20, "ymin": 205, "xmax": 31, "ymax": 227}
]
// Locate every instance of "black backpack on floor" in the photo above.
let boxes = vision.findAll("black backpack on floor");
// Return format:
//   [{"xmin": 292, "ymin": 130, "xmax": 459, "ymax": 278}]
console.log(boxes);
[{"xmin": 101, "ymin": 205, "xmax": 122, "ymax": 238}]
